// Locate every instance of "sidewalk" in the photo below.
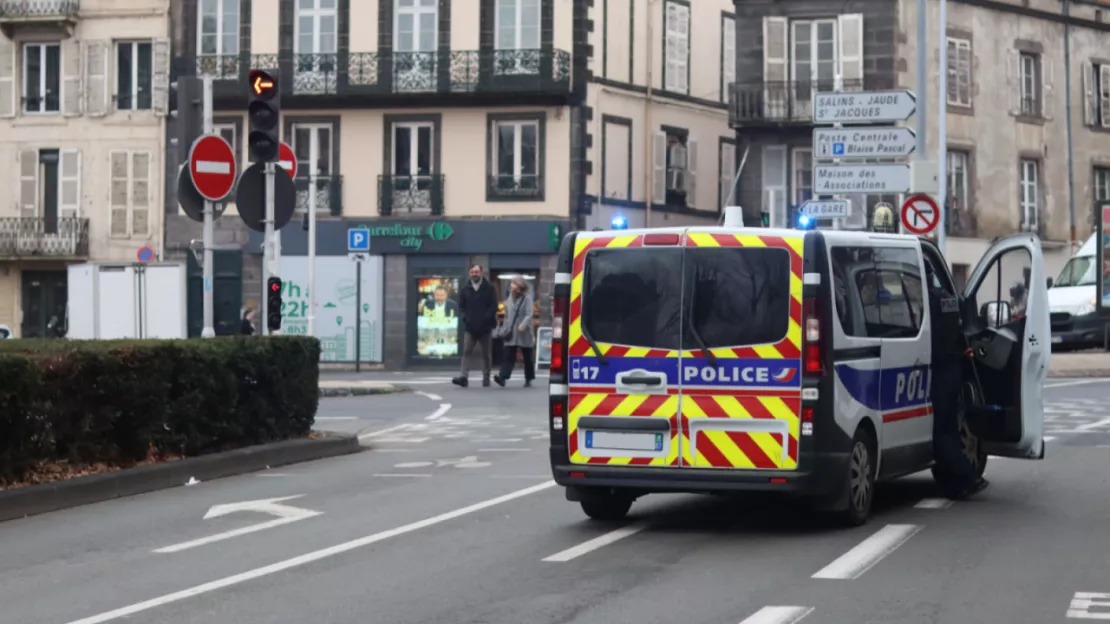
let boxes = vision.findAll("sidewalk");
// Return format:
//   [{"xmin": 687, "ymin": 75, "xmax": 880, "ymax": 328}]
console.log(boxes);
[
  {"xmin": 318, "ymin": 380, "xmax": 405, "ymax": 397},
  {"xmin": 1049, "ymin": 351, "xmax": 1110, "ymax": 377}
]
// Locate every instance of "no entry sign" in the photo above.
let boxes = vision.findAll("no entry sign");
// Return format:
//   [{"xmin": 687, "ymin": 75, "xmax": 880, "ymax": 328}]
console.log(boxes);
[
  {"xmin": 901, "ymin": 194, "xmax": 939, "ymax": 236},
  {"xmin": 188, "ymin": 134, "xmax": 237, "ymax": 202},
  {"xmin": 278, "ymin": 142, "xmax": 297, "ymax": 178}
]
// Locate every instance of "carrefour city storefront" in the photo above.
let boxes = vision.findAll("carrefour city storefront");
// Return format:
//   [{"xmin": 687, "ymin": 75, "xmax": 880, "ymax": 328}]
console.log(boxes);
[{"xmin": 260, "ymin": 218, "xmax": 568, "ymax": 368}]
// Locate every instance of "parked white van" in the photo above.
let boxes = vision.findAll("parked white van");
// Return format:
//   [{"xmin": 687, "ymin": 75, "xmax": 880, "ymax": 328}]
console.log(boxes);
[{"xmin": 1049, "ymin": 234, "xmax": 1110, "ymax": 350}]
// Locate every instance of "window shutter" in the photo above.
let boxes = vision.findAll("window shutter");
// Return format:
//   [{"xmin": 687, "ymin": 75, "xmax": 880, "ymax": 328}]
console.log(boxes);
[
  {"xmin": 131, "ymin": 152, "xmax": 152, "ymax": 236},
  {"xmin": 0, "ymin": 37, "xmax": 14, "ymax": 119},
  {"xmin": 85, "ymin": 40, "xmax": 109, "ymax": 117},
  {"xmin": 19, "ymin": 150, "xmax": 39, "ymax": 219},
  {"xmin": 109, "ymin": 151, "xmax": 129, "ymax": 236},
  {"xmin": 664, "ymin": 3, "xmax": 690, "ymax": 94},
  {"xmin": 959, "ymin": 42, "xmax": 972, "ymax": 105},
  {"xmin": 722, "ymin": 17, "xmax": 736, "ymax": 101},
  {"xmin": 1006, "ymin": 49, "xmax": 1020, "ymax": 116},
  {"xmin": 720, "ymin": 141, "xmax": 736, "ymax": 210},
  {"xmin": 652, "ymin": 132, "xmax": 667, "ymax": 204},
  {"xmin": 1100, "ymin": 65, "xmax": 1110, "ymax": 128},
  {"xmin": 1085, "ymin": 61, "xmax": 1098, "ymax": 127},
  {"xmin": 837, "ymin": 14, "xmax": 864, "ymax": 89},
  {"xmin": 60, "ymin": 149, "xmax": 81, "ymax": 218},
  {"xmin": 152, "ymin": 38, "xmax": 171, "ymax": 115},
  {"xmin": 685, "ymin": 138, "xmax": 698, "ymax": 208},
  {"xmin": 62, "ymin": 39, "xmax": 83, "ymax": 116},
  {"xmin": 761, "ymin": 145, "xmax": 786, "ymax": 227},
  {"xmin": 1042, "ymin": 55, "xmax": 1054, "ymax": 120},
  {"xmin": 762, "ymin": 17, "xmax": 788, "ymax": 119},
  {"xmin": 945, "ymin": 39, "xmax": 957, "ymax": 104}
]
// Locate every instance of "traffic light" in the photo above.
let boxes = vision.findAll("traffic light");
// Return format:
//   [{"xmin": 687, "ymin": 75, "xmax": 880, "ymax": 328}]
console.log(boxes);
[
  {"xmin": 169, "ymin": 73, "xmax": 201, "ymax": 162},
  {"xmin": 247, "ymin": 69, "xmax": 281, "ymax": 163},
  {"xmin": 267, "ymin": 276, "xmax": 283, "ymax": 332}
]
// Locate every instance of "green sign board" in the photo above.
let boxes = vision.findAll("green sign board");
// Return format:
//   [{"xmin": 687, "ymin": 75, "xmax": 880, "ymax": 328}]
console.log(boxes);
[{"xmin": 351, "ymin": 221, "xmax": 454, "ymax": 250}]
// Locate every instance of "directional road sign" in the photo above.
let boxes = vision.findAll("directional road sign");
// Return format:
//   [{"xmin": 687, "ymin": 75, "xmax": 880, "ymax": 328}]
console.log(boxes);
[
  {"xmin": 800, "ymin": 199, "xmax": 851, "ymax": 219},
  {"xmin": 813, "ymin": 163, "xmax": 911, "ymax": 194},
  {"xmin": 813, "ymin": 126, "xmax": 916, "ymax": 160},
  {"xmin": 348, "ymin": 228, "xmax": 370, "ymax": 252},
  {"xmin": 278, "ymin": 142, "xmax": 297, "ymax": 178},
  {"xmin": 813, "ymin": 90, "xmax": 917, "ymax": 125},
  {"xmin": 188, "ymin": 134, "xmax": 237, "ymax": 202},
  {"xmin": 901, "ymin": 194, "xmax": 939, "ymax": 235}
]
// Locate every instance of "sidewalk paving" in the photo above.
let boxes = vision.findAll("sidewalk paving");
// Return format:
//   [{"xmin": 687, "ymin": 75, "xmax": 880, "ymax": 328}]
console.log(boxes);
[{"xmin": 318, "ymin": 380, "xmax": 405, "ymax": 397}]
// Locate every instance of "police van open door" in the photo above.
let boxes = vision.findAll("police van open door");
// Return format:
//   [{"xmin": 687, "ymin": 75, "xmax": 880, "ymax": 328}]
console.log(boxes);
[{"xmin": 960, "ymin": 233, "xmax": 1048, "ymax": 459}]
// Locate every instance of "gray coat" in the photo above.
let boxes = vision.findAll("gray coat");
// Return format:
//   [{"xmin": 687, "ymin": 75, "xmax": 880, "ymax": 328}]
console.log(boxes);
[{"xmin": 501, "ymin": 293, "xmax": 535, "ymax": 348}]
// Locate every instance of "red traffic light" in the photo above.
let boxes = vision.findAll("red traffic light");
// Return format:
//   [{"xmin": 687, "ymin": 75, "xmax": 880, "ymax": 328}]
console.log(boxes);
[
  {"xmin": 249, "ymin": 69, "xmax": 277, "ymax": 98},
  {"xmin": 270, "ymin": 281, "xmax": 281, "ymax": 292}
]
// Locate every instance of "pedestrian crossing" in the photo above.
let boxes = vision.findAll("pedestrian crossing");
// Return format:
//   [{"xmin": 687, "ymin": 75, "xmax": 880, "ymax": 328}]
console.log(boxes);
[
  {"xmin": 369, "ymin": 411, "xmax": 548, "ymax": 445},
  {"xmin": 373, "ymin": 372, "xmax": 551, "ymax": 386},
  {"xmin": 1044, "ymin": 398, "xmax": 1110, "ymax": 435}
]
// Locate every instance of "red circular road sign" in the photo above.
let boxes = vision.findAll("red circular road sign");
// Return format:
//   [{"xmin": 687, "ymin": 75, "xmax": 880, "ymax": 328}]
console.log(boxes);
[
  {"xmin": 137, "ymin": 245, "xmax": 154, "ymax": 263},
  {"xmin": 901, "ymin": 194, "xmax": 939, "ymax": 236},
  {"xmin": 188, "ymin": 134, "xmax": 237, "ymax": 202},
  {"xmin": 278, "ymin": 142, "xmax": 297, "ymax": 179}
]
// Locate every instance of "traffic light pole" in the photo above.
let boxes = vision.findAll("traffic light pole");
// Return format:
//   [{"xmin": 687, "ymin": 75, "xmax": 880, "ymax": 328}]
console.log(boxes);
[
  {"xmin": 263, "ymin": 161, "xmax": 276, "ymax": 335},
  {"xmin": 201, "ymin": 76, "xmax": 216, "ymax": 339}
]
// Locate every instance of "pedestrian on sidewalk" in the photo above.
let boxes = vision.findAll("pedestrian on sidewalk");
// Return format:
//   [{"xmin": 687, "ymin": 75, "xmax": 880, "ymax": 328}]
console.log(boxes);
[
  {"xmin": 452, "ymin": 264, "xmax": 498, "ymax": 388},
  {"xmin": 493, "ymin": 275, "xmax": 536, "ymax": 388}
]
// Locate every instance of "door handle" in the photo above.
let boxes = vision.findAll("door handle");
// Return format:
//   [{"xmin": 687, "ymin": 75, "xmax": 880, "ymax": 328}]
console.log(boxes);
[
  {"xmin": 615, "ymin": 370, "xmax": 668, "ymax": 393},
  {"xmin": 620, "ymin": 376, "xmax": 662, "ymax": 386}
]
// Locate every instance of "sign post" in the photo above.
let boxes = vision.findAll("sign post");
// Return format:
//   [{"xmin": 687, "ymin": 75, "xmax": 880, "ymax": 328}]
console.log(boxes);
[{"xmin": 1097, "ymin": 202, "xmax": 1110, "ymax": 326}]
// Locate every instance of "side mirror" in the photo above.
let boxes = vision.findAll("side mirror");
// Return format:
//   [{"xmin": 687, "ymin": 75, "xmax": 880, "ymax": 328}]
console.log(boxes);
[
  {"xmin": 980, "ymin": 300, "xmax": 1013, "ymax": 327},
  {"xmin": 1047, "ymin": 277, "xmax": 1054, "ymax": 288}
]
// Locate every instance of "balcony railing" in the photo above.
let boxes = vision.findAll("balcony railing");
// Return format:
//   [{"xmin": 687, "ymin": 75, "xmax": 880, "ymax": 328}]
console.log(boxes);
[
  {"xmin": 197, "ymin": 49, "xmax": 572, "ymax": 98},
  {"xmin": 0, "ymin": 217, "xmax": 89, "ymax": 258},
  {"xmin": 729, "ymin": 79, "xmax": 866, "ymax": 127},
  {"xmin": 378, "ymin": 175, "xmax": 445, "ymax": 216},
  {"xmin": 0, "ymin": 0, "xmax": 78, "ymax": 18},
  {"xmin": 487, "ymin": 174, "xmax": 543, "ymax": 200},
  {"xmin": 294, "ymin": 175, "xmax": 343, "ymax": 216}
]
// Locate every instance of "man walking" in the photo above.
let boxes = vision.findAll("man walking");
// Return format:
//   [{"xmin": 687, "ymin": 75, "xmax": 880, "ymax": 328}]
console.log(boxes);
[{"xmin": 452, "ymin": 264, "xmax": 498, "ymax": 388}]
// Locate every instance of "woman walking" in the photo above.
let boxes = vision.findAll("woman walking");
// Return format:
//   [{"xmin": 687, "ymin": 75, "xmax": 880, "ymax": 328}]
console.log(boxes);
[{"xmin": 493, "ymin": 275, "xmax": 535, "ymax": 388}]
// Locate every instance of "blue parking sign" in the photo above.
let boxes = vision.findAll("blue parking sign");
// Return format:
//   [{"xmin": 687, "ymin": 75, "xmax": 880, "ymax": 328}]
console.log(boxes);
[
  {"xmin": 348, "ymin": 228, "xmax": 370, "ymax": 252},
  {"xmin": 832, "ymin": 143, "xmax": 845, "ymax": 156}
]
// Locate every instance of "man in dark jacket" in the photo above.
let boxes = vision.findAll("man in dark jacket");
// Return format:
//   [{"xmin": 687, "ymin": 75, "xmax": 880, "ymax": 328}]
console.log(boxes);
[{"xmin": 453, "ymin": 264, "xmax": 499, "ymax": 388}]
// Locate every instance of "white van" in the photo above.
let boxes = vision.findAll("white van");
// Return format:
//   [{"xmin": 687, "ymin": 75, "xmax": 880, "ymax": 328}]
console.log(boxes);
[
  {"xmin": 548, "ymin": 227, "xmax": 1049, "ymax": 526},
  {"xmin": 1049, "ymin": 233, "xmax": 1110, "ymax": 350}
]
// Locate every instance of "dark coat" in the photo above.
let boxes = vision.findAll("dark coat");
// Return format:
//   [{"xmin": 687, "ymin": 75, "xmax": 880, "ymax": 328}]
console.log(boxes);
[{"xmin": 459, "ymin": 277, "xmax": 498, "ymax": 336}]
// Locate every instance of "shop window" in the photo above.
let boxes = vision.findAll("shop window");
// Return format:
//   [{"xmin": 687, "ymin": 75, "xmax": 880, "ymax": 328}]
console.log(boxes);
[{"xmin": 414, "ymin": 275, "xmax": 461, "ymax": 359}]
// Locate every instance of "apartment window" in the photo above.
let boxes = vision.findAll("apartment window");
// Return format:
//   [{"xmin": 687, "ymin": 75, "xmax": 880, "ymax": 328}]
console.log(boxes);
[
  {"xmin": 295, "ymin": 0, "xmax": 338, "ymax": 91},
  {"xmin": 23, "ymin": 43, "xmax": 60, "ymax": 114},
  {"xmin": 663, "ymin": 1, "xmax": 690, "ymax": 94},
  {"xmin": 1094, "ymin": 166, "xmax": 1110, "ymax": 203},
  {"xmin": 792, "ymin": 148, "xmax": 812, "ymax": 207},
  {"xmin": 947, "ymin": 150, "xmax": 970, "ymax": 212},
  {"xmin": 291, "ymin": 123, "xmax": 334, "ymax": 214},
  {"xmin": 792, "ymin": 19, "xmax": 837, "ymax": 87},
  {"xmin": 116, "ymin": 42, "xmax": 153, "ymax": 111},
  {"xmin": 18, "ymin": 149, "xmax": 81, "ymax": 226},
  {"xmin": 761, "ymin": 145, "xmax": 787, "ymax": 227},
  {"xmin": 1086, "ymin": 62, "xmax": 1110, "ymax": 128},
  {"xmin": 110, "ymin": 151, "xmax": 152, "ymax": 238},
  {"xmin": 198, "ymin": 0, "xmax": 239, "ymax": 57},
  {"xmin": 1019, "ymin": 52, "xmax": 1040, "ymax": 117},
  {"xmin": 719, "ymin": 140, "xmax": 736, "ymax": 210},
  {"xmin": 1019, "ymin": 159, "xmax": 1039, "ymax": 230},
  {"xmin": 214, "ymin": 123, "xmax": 237, "ymax": 156},
  {"xmin": 763, "ymin": 15, "xmax": 863, "ymax": 121},
  {"xmin": 496, "ymin": 0, "xmax": 540, "ymax": 50},
  {"xmin": 721, "ymin": 15, "xmax": 736, "ymax": 102},
  {"xmin": 653, "ymin": 130, "xmax": 697, "ymax": 207},
  {"xmin": 490, "ymin": 117, "xmax": 542, "ymax": 197},
  {"xmin": 947, "ymin": 37, "xmax": 972, "ymax": 107}
]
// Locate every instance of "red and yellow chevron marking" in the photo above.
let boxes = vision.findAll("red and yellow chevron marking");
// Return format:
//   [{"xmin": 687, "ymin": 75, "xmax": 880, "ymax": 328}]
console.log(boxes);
[
  {"xmin": 682, "ymin": 395, "xmax": 801, "ymax": 469},
  {"xmin": 567, "ymin": 393, "xmax": 679, "ymax": 466},
  {"xmin": 682, "ymin": 232, "xmax": 804, "ymax": 361}
]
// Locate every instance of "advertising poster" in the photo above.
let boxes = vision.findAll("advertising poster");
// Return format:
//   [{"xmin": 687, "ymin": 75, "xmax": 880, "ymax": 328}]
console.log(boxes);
[
  {"xmin": 415, "ymin": 276, "xmax": 460, "ymax": 358},
  {"xmin": 278, "ymin": 256, "xmax": 384, "ymax": 362}
]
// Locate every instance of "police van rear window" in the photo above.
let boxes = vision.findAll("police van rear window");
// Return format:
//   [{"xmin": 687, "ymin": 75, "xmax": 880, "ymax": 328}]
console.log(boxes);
[
  {"xmin": 583, "ymin": 248, "xmax": 683, "ymax": 349},
  {"xmin": 687, "ymin": 247, "xmax": 791, "ymax": 348}
]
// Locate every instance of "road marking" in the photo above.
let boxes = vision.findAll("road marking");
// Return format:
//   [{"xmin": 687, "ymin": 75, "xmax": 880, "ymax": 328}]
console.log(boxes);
[
  {"xmin": 479, "ymin": 448, "xmax": 532, "ymax": 452},
  {"xmin": 373, "ymin": 473, "xmax": 432, "ymax": 478},
  {"xmin": 542, "ymin": 523, "xmax": 647, "ymax": 562},
  {"xmin": 255, "ymin": 473, "xmax": 291, "ymax": 478},
  {"xmin": 1046, "ymin": 436, "xmax": 1057, "ymax": 441},
  {"xmin": 195, "ymin": 160, "xmax": 231, "ymax": 174},
  {"xmin": 153, "ymin": 496, "xmax": 322, "ymax": 554},
  {"xmin": 811, "ymin": 524, "xmax": 922, "ymax": 579},
  {"xmin": 315, "ymin": 416, "xmax": 357, "ymax": 421},
  {"xmin": 415, "ymin": 391, "xmax": 443, "ymax": 401},
  {"xmin": 394, "ymin": 461, "xmax": 434, "ymax": 468},
  {"xmin": 1068, "ymin": 592, "xmax": 1110, "ymax": 618},
  {"xmin": 426, "ymin": 403, "xmax": 452, "ymax": 421},
  {"xmin": 914, "ymin": 498, "xmax": 953, "ymax": 509},
  {"xmin": 738, "ymin": 606, "xmax": 814, "ymax": 624},
  {"xmin": 1046, "ymin": 379, "xmax": 1110, "ymax": 389},
  {"xmin": 1076, "ymin": 417, "xmax": 1110, "ymax": 431},
  {"xmin": 64, "ymin": 481, "xmax": 557, "ymax": 624},
  {"xmin": 481, "ymin": 438, "xmax": 523, "ymax": 443},
  {"xmin": 376, "ymin": 448, "xmax": 416, "ymax": 453},
  {"xmin": 357, "ymin": 423, "xmax": 412, "ymax": 440}
]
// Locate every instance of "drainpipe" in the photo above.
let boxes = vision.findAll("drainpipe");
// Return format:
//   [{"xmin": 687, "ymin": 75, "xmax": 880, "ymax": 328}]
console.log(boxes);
[
  {"xmin": 644, "ymin": 0, "xmax": 655, "ymax": 228},
  {"xmin": 1064, "ymin": 0, "xmax": 1077, "ymax": 250}
]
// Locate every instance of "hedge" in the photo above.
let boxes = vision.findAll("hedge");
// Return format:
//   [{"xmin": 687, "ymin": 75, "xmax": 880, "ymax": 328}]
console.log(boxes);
[{"xmin": 0, "ymin": 336, "xmax": 321, "ymax": 485}]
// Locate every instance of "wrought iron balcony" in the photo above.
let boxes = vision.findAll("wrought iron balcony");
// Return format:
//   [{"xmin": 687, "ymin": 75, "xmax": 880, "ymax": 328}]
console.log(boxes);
[
  {"xmin": 203, "ymin": 49, "xmax": 572, "ymax": 100},
  {"xmin": 0, "ymin": 217, "xmax": 89, "ymax": 259},
  {"xmin": 294, "ymin": 175, "xmax": 343, "ymax": 216},
  {"xmin": 0, "ymin": 0, "xmax": 78, "ymax": 36},
  {"xmin": 729, "ymin": 79, "xmax": 866, "ymax": 127},
  {"xmin": 487, "ymin": 175, "xmax": 543, "ymax": 201},
  {"xmin": 378, "ymin": 175, "xmax": 445, "ymax": 216}
]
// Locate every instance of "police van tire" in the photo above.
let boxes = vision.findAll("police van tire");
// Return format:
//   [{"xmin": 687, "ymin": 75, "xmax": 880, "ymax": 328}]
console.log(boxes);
[
  {"xmin": 579, "ymin": 490, "xmax": 633, "ymax": 522},
  {"xmin": 831, "ymin": 428, "xmax": 876, "ymax": 527}
]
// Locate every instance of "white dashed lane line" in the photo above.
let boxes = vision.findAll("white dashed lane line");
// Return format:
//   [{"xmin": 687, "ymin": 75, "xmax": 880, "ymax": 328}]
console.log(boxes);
[
  {"xmin": 811, "ymin": 524, "xmax": 923, "ymax": 580},
  {"xmin": 737, "ymin": 606, "xmax": 814, "ymax": 624},
  {"xmin": 542, "ymin": 523, "xmax": 648, "ymax": 562}
]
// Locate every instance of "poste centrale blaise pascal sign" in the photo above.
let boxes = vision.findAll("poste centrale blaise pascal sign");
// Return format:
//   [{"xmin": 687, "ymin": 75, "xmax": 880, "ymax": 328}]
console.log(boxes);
[{"xmin": 351, "ymin": 221, "xmax": 454, "ymax": 250}]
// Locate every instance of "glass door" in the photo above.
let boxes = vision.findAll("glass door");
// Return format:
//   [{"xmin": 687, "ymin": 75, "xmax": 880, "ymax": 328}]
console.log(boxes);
[
  {"xmin": 294, "ymin": 0, "xmax": 338, "ymax": 93},
  {"xmin": 394, "ymin": 0, "xmax": 438, "ymax": 91},
  {"xmin": 391, "ymin": 122, "xmax": 435, "ymax": 214},
  {"xmin": 292, "ymin": 124, "xmax": 333, "ymax": 215}
]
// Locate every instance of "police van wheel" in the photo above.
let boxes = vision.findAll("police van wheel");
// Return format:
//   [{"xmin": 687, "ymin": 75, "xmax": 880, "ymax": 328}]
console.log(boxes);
[
  {"xmin": 579, "ymin": 490, "xmax": 633, "ymax": 522},
  {"xmin": 832, "ymin": 429, "xmax": 875, "ymax": 527}
]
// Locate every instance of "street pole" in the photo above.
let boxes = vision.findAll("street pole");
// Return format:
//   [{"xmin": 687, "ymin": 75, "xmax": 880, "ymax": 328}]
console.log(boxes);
[
  {"xmin": 355, "ymin": 260, "xmax": 362, "ymax": 373},
  {"xmin": 262, "ymin": 161, "xmax": 275, "ymax": 335},
  {"xmin": 914, "ymin": 0, "xmax": 928, "ymax": 238},
  {"xmin": 308, "ymin": 175, "xmax": 316, "ymax": 337},
  {"xmin": 201, "ymin": 75, "xmax": 216, "ymax": 339},
  {"xmin": 936, "ymin": 0, "xmax": 949, "ymax": 253}
]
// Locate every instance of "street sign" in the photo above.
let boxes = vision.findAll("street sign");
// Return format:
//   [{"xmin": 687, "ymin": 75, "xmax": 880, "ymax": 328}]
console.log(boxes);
[
  {"xmin": 901, "ymin": 194, "xmax": 939, "ymax": 235},
  {"xmin": 813, "ymin": 90, "xmax": 917, "ymax": 124},
  {"xmin": 812, "ymin": 163, "xmax": 911, "ymax": 194},
  {"xmin": 235, "ymin": 162, "xmax": 296, "ymax": 232},
  {"xmin": 136, "ymin": 246, "xmax": 154, "ymax": 263},
  {"xmin": 188, "ymin": 134, "xmax": 237, "ymax": 202},
  {"xmin": 278, "ymin": 142, "xmax": 297, "ymax": 178},
  {"xmin": 348, "ymin": 228, "xmax": 370, "ymax": 252},
  {"xmin": 152, "ymin": 495, "xmax": 322, "ymax": 554},
  {"xmin": 349, "ymin": 252, "xmax": 368, "ymax": 262},
  {"xmin": 176, "ymin": 166, "xmax": 225, "ymax": 222},
  {"xmin": 800, "ymin": 199, "xmax": 851, "ymax": 219},
  {"xmin": 813, "ymin": 126, "xmax": 916, "ymax": 159}
]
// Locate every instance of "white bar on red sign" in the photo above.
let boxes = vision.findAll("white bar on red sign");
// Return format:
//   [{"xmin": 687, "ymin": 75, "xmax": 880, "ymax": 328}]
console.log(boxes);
[{"xmin": 196, "ymin": 161, "xmax": 232, "ymax": 174}]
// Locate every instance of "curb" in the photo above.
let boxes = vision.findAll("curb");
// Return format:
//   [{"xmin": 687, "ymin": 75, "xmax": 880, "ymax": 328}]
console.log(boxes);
[
  {"xmin": 0, "ymin": 433, "xmax": 361, "ymax": 523},
  {"xmin": 1048, "ymin": 368, "xmax": 1110, "ymax": 378},
  {"xmin": 319, "ymin": 384, "xmax": 406, "ymax": 397}
]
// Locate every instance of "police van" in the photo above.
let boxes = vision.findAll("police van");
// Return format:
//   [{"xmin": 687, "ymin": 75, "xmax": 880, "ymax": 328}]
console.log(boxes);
[{"xmin": 547, "ymin": 226, "xmax": 1049, "ymax": 525}]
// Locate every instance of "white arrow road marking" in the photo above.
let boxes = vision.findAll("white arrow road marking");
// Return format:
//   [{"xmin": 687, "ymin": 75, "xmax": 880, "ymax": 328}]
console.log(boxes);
[
  {"xmin": 195, "ymin": 161, "xmax": 231, "ymax": 174},
  {"xmin": 153, "ymin": 495, "xmax": 322, "ymax": 554},
  {"xmin": 425, "ymin": 403, "xmax": 452, "ymax": 421}
]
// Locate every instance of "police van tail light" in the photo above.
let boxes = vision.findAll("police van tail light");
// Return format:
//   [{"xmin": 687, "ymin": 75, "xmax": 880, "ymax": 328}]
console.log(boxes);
[
  {"xmin": 551, "ymin": 294, "xmax": 568, "ymax": 375},
  {"xmin": 803, "ymin": 297, "xmax": 823, "ymax": 376}
]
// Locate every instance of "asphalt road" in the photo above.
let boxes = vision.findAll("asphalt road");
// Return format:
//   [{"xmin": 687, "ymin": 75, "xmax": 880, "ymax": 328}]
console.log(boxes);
[{"xmin": 2, "ymin": 378, "xmax": 1110, "ymax": 624}]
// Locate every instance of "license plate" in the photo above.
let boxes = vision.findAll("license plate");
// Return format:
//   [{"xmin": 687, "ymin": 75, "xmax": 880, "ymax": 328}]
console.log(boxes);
[
  {"xmin": 585, "ymin": 431, "xmax": 664, "ymax": 452},
  {"xmin": 1052, "ymin": 336, "xmax": 1063, "ymax": 344}
]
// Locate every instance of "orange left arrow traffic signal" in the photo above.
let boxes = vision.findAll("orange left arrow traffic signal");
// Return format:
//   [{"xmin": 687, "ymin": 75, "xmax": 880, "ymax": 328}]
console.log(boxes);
[{"xmin": 248, "ymin": 69, "xmax": 277, "ymax": 99}]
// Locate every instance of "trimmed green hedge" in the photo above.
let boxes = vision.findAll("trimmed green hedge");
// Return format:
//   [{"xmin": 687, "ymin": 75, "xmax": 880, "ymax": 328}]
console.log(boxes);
[{"xmin": 0, "ymin": 337, "xmax": 321, "ymax": 485}]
